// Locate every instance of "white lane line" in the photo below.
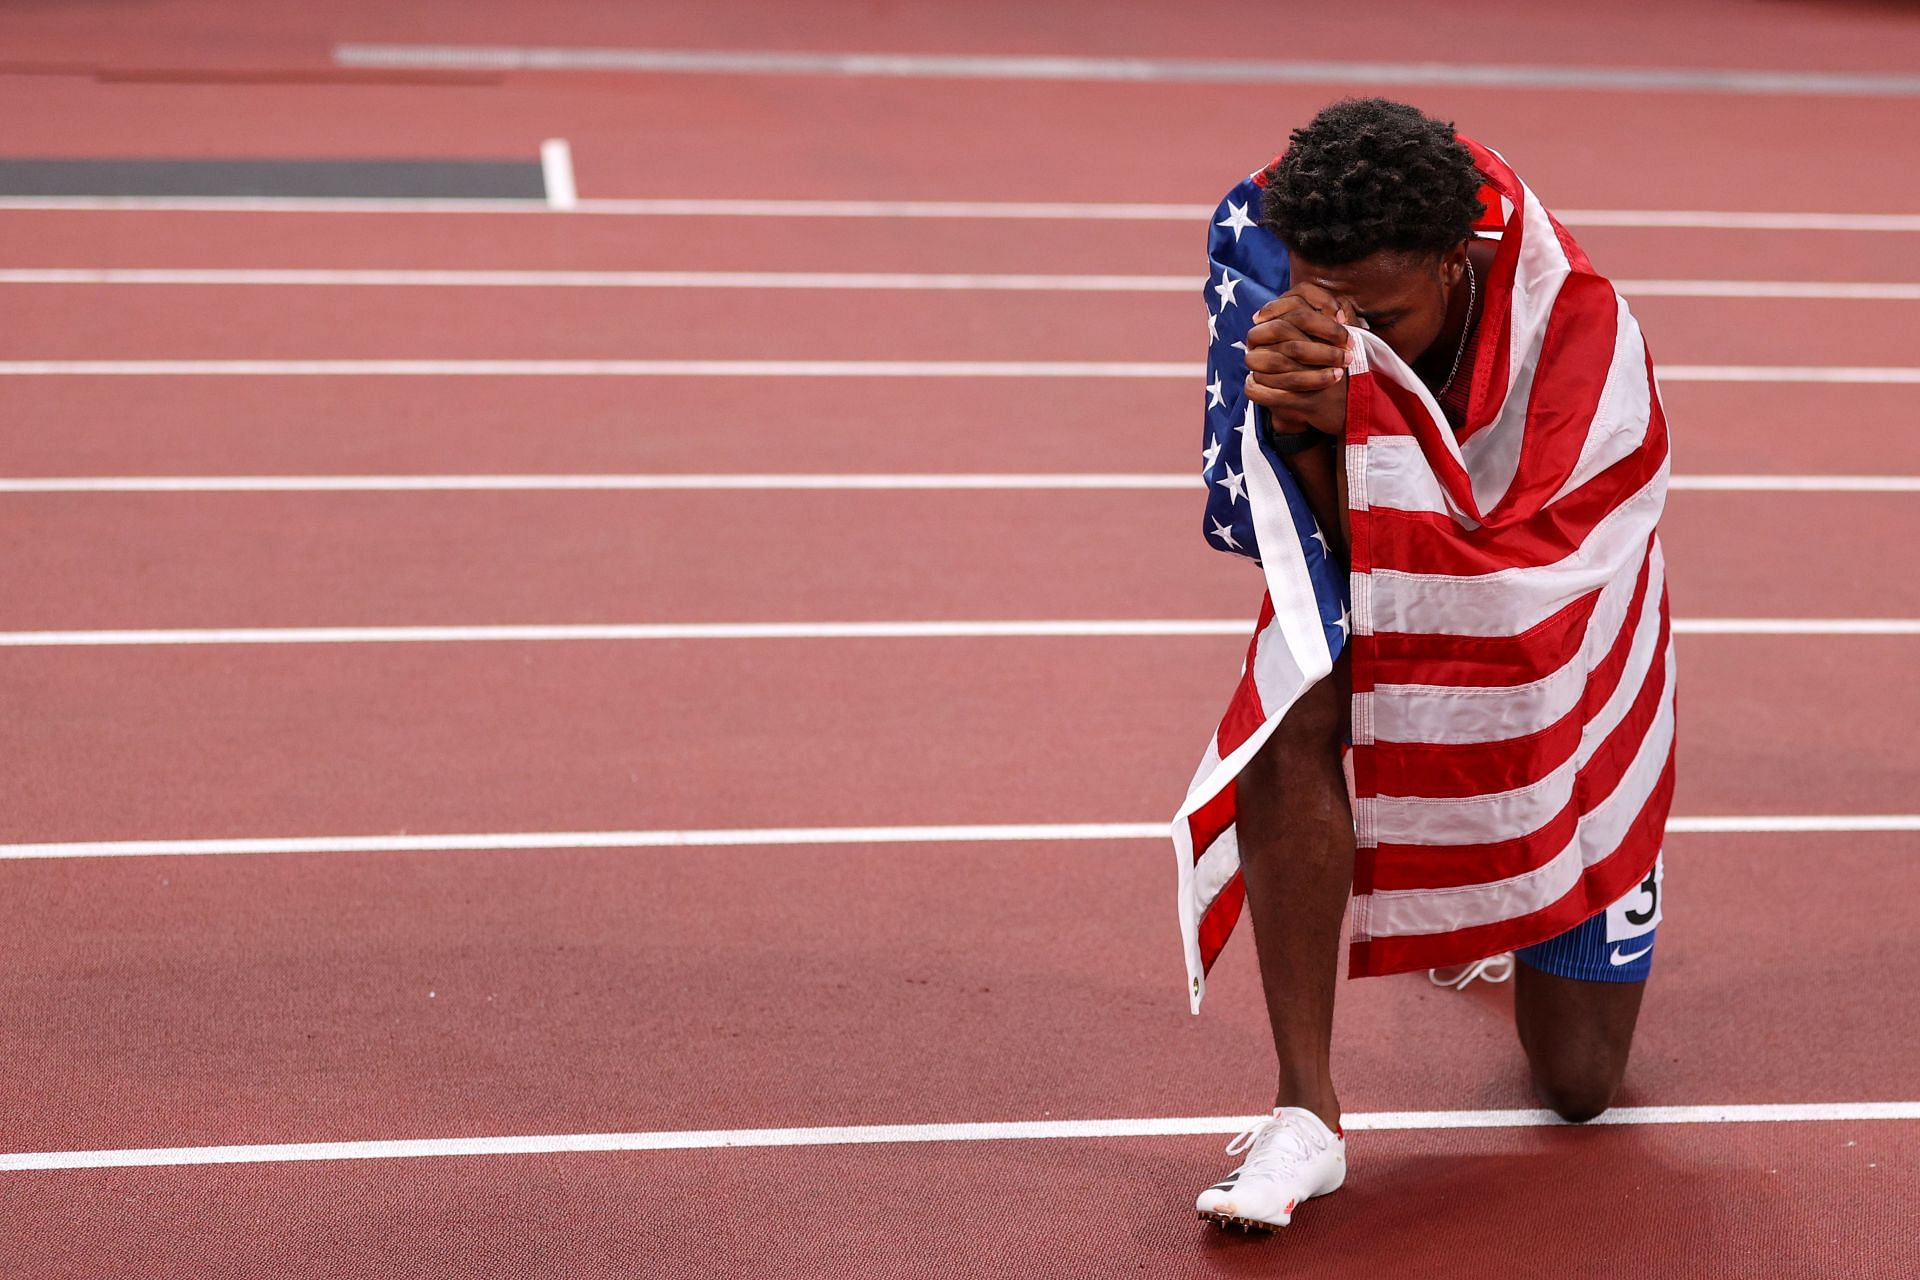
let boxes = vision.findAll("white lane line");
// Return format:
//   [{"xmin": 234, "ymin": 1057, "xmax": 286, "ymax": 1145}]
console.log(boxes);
[
  {"xmin": 0, "ymin": 621, "xmax": 1245, "ymax": 646},
  {"xmin": 0, "ymin": 268, "xmax": 1197, "ymax": 291},
  {"xmin": 331, "ymin": 44, "xmax": 1920, "ymax": 98},
  {"xmin": 1622, "ymin": 280, "xmax": 1920, "ymax": 300},
  {"xmin": 0, "ymin": 359, "xmax": 1200, "ymax": 378},
  {"xmin": 2, "ymin": 619, "xmax": 1916, "ymax": 647},
  {"xmin": 1676, "ymin": 618, "xmax": 1920, "ymax": 634},
  {"xmin": 0, "ymin": 823, "xmax": 1172, "ymax": 861},
  {"xmin": 1669, "ymin": 476, "xmax": 1920, "ymax": 492},
  {"xmin": 4, "ymin": 816, "xmax": 1915, "ymax": 863},
  {"xmin": 3, "ymin": 473, "xmax": 1918, "ymax": 495},
  {"xmin": 3, "ymin": 269, "xmax": 1916, "ymax": 300},
  {"xmin": 2, "ymin": 197, "xmax": 1918, "ymax": 232},
  {"xmin": 7, "ymin": 1101, "xmax": 1918, "ymax": 1171},
  {"xmin": 538, "ymin": 138, "xmax": 577, "ymax": 211},
  {"xmin": 1, "ymin": 360, "xmax": 1917, "ymax": 383}
]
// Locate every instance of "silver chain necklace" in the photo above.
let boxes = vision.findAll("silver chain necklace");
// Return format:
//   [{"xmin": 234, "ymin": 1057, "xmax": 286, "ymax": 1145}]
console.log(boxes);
[{"xmin": 1437, "ymin": 255, "xmax": 1477, "ymax": 397}]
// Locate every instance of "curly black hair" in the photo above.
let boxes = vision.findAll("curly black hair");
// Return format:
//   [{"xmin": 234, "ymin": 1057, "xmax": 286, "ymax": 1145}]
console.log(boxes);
[{"xmin": 1258, "ymin": 98, "xmax": 1485, "ymax": 265}]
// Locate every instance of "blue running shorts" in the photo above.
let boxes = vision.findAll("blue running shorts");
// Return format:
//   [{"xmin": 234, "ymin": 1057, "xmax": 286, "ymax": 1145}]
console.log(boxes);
[{"xmin": 1514, "ymin": 851, "xmax": 1664, "ymax": 983}]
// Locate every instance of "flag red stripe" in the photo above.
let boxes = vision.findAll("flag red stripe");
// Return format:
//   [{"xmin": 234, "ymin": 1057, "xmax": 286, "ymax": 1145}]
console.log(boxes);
[
  {"xmin": 1493, "ymin": 272, "xmax": 1624, "ymax": 523},
  {"xmin": 1197, "ymin": 869, "xmax": 1246, "ymax": 975},
  {"xmin": 1349, "ymin": 739, "xmax": 1673, "ymax": 977},
  {"xmin": 1362, "ymin": 590, "xmax": 1604, "ymax": 691},
  {"xmin": 1362, "ymin": 408, "xmax": 1665, "ymax": 578},
  {"xmin": 1365, "ymin": 605, "xmax": 1671, "ymax": 892}
]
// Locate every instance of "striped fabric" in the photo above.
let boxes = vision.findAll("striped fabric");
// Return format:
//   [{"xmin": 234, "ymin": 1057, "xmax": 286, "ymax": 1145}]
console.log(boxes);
[{"xmin": 1173, "ymin": 138, "xmax": 1675, "ymax": 1014}]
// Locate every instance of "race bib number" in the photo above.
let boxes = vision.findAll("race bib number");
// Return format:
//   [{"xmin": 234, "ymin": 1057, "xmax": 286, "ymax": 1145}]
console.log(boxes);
[{"xmin": 1604, "ymin": 850, "xmax": 1663, "ymax": 945}]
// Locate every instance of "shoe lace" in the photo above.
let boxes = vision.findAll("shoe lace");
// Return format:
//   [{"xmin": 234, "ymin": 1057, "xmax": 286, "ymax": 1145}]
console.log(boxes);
[
  {"xmin": 1222, "ymin": 1112, "xmax": 1327, "ymax": 1178},
  {"xmin": 1428, "ymin": 951, "xmax": 1515, "ymax": 991}
]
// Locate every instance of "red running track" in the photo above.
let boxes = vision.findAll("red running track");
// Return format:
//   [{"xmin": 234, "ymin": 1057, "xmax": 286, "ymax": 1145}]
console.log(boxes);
[
  {"xmin": 6, "ymin": 377, "xmax": 1920, "ymax": 477},
  {"xmin": 1, "ymin": 209, "xmax": 1911, "ymax": 284},
  {"xmin": 3, "ymin": 3, "xmax": 1920, "ymax": 1277},
  {"xmin": 4, "ymin": 282, "xmax": 1915, "ymax": 366},
  {"xmin": 5, "ymin": 635, "xmax": 1914, "ymax": 839},
  {"xmin": 2, "ymin": 488, "xmax": 1916, "ymax": 626}
]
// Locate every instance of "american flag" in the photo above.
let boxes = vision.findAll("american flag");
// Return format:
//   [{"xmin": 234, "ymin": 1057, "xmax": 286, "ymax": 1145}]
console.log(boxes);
[{"xmin": 1174, "ymin": 138, "xmax": 1675, "ymax": 1014}]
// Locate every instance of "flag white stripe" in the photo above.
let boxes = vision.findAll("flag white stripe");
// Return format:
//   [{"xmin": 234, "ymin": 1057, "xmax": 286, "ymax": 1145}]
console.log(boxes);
[
  {"xmin": 1460, "ymin": 174, "xmax": 1576, "ymax": 512},
  {"xmin": 1550, "ymin": 304, "xmax": 1657, "ymax": 504},
  {"xmin": 1365, "ymin": 467, "xmax": 1669, "ymax": 638},
  {"xmin": 1371, "ymin": 545, "xmax": 1663, "ymax": 747},
  {"xmin": 1359, "ymin": 641, "xmax": 1678, "ymax": 938}
]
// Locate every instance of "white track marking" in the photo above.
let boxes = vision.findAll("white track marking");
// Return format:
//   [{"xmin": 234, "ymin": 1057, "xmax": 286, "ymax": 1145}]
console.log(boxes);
[
  {"xmin": 0, "ymin": 823, "xmax": 1171, "ymax": 861},
  {"xmin": 0, "ymin": 359, "xmax": 1200, "ymax": 378},
  {"xmin": 6, "ymin": 1101, "xmax": 1918, "ymax": 1171},
  {"xmin": 1675, "ymin": 618, "xmax": 1920, "ymax": 634},
  {"xmin": 3, "ymin": 473, "xmax": 1918, "ymax": 494},
  {"xmin": 0, "ymin": 621, "xmax": 1245, "ymax": 646},
  {"xmin": 2, "ymin": 196, "xmax": 1918, "ymax": 232},
  {"xmin": 0, "ymin": 269, "xmax": 1196, "ymax": 291},
  {"xmin": 538, "ymin": 139, "xmax": 577, "ymax": 211},
  {"xmin": 3, "ymin": 269, "xmax": 1916, "ymax": 300},
  {"xmin": 3, "ymin": 815, "xmax": 1914, "ymax": 863},
  {"xmin": 1, "ymin": 360, "xmax": 1917, "ymax": 382},
  {"xmin": 331, "ymin": 44, "xmax": 1920, "ymax": 98},
  {"xmin": 1668, "ymin": 476, "xmax": 1920, "ymax": 492},
  {"xmin": 0, "ymin": 473, "xmax": 1201, "ymax": 493},
  {"xmin": 1620, "ymin": 280, "xmax": 1920, "ymax": 300},
  {"xmin": 1, "ymin": 619, "xmax": 1915, "ymax": 647}
]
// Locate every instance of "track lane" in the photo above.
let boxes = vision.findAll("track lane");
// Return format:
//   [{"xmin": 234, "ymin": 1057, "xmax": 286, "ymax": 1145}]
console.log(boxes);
[
  {"xmin": 3, "ymin": 71, "xmax": 1919, "ymax": 213},
  {"xmin": 6, "ymin": 0, "xmax": 1919, "ymax": 74},
  {"xmin": 3, "ymin": 379, "xmax": 1917, "ymax": 478},
  {"xmin": 2, "ymin": 1118, "xmax": 1913, "ymax": 1280},
  {"xmin": 0, "ymin": 208, "xmax": 1907, "ymax": 285},
  {"xmin": 0, "ymin": 834, "xmax": 1913, "ymax": 1163},
  {"xmin": 0, "ymin": 488, "xmax": 1914, "ymax": 628},
  {"xmin": 3, "ymin": 283, "xmax": 1913, "ymax": 366},
  {"xmin": 2, "ymin": 633, "xmax": 1913, "ymax": 841}
]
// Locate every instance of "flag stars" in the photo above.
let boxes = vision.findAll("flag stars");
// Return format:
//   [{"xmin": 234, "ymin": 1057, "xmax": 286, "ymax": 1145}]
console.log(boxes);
[
  {"xmin": 1202, "ymin": 434, "xmax": 1222, "ymax": 470},
  {"xmin": 1206, "ymin": 374, "xmax": 1225, "ymax": 409},
  {"xmin": 1333, "ymin": 607, "xmax": 1351, "ymax": 636},
  {"xmin": 1209, "ymin": 518, "xmax": 1242, "ymax": 551},
  {"xmin": 1216, "ymin": 200, "xmax": 1257, "ymax": 242},
  {"xmin": 1216, "ymin": 465, "xmax": 1246, "ymax": 504},
  {"xmin": 1214, "ymin": 269, "xmax": 1242, "ymax": 310},
  {"xmin": 1206, "ymin": 309, "xmax": 1220, "ymax": 343},
  {"xmin": 1310, "ymin": 528, "xmax": 1331, "ymax": 554}
]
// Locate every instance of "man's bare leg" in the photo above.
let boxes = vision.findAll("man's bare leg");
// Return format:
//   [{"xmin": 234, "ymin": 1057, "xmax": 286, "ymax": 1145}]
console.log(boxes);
[
  {"xmin": 1233, "ymin": 653, "xmax": 1354, "ymax": 1131},
  {"xmin": 1514, "ymin": 967, "xmax": 1647, "ymax": 1122}
]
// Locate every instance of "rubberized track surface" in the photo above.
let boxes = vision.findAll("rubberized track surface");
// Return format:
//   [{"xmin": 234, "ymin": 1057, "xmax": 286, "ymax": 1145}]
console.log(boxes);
[{"xmin": 3, "ymin": 3, "xmax": 1918, "ymax": 1276}]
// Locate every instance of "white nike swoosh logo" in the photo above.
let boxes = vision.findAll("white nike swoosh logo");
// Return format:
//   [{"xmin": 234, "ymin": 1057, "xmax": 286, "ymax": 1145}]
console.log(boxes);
[{"xmin": 1609, "ymin": 944, "xmax": 1654, "ymax": 966}]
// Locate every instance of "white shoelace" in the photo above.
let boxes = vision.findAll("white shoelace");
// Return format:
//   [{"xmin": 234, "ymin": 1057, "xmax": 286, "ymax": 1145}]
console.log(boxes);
[
  {"xmin": 1222, "ymin": 1112, "xmax": 1328, "ymax": 1179},
  {"xmin": 1427, "ymin": 952, "xmax": 1516, "ymax": 990}
]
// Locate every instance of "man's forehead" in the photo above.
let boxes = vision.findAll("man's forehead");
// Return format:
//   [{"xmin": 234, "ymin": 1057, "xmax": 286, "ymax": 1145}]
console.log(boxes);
[{"xmin": 1290, "ymin": 249, "xmax": 1433, "ymax": 303}]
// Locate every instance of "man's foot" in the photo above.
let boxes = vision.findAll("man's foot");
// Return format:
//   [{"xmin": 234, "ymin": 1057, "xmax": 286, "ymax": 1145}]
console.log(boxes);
[{"xmin": 1194, "ymin": 1106, "xmax": 1346, "ymax": 1230}]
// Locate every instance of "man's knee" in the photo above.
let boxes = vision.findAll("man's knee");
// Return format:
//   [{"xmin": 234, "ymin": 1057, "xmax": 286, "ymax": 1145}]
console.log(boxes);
[
  {"xmin": 1530, "ymin": 1063, "xmax": 1623, "ymax": 1124},
  {"xmin": 1251, "ymin": 675, "xmax": 1344, "ymax": 771}
]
